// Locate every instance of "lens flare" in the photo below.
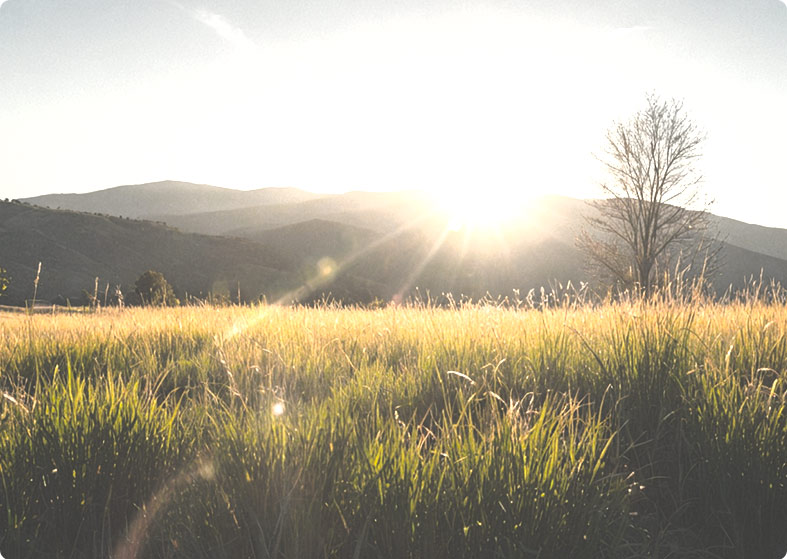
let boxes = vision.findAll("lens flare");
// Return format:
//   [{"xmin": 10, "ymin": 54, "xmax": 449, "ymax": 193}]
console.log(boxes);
[{"xmin": 317, "ymin": 257, "xmax": 337, "ymax": 278}]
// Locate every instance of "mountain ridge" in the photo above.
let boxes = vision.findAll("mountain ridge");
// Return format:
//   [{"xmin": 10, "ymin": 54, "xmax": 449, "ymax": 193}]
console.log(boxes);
[
  {"xmin": 9, "ymin": 183, "xmax": 787, "ymax": 306},
  {"xmin": 20, "ymin": 180, "xmax": 321, "ymax": 219},
  {"xmin": 0, "ymin": 201, "xmax": 298, "ymax": 306}
]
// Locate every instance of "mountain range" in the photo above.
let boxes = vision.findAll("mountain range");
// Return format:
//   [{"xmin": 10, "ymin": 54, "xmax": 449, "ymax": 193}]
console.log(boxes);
[
  {"xmin": 2, "ymin": 180, "xmax": 785, "ymax": 307},
  {"xmin": 21, "ymin": 181, "xmax": 320, "ymax": 219}
]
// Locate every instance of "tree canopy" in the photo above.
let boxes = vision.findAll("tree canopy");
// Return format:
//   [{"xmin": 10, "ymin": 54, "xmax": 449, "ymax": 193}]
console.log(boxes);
[{"xmin": 131, "ymin": 270, "xmax": 179, "ymax": 306}]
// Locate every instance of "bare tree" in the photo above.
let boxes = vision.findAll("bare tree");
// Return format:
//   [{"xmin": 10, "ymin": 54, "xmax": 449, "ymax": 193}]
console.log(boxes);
[{"xmin": 578, "ymin": 94, "xmax": 717, "ymax": 297}]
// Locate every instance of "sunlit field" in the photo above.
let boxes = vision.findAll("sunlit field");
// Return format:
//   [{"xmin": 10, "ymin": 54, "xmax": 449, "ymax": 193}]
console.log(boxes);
[{"xmin": 1, "ymin": 299, "xmax": 786, "ymax": 558}]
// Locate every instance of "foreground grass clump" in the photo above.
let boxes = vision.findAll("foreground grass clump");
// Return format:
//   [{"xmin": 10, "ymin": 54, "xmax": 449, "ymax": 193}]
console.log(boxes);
[{"xmin": 0, "ymin": 302, "xmax": 786, "ymax": 558}]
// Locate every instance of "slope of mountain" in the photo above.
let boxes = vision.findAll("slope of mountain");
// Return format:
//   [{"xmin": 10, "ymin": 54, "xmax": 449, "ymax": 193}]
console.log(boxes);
[
  {"xmin": 713, "ymin": 241, "xmax": 787, "ymax": 292},
  {"xmin": 0, "ymin": 201, "xmax": 297, "ymax": 306},
  {"xmin": 0, "ymin": 198, "xmax": 597, "ymax": 307},
  {"xmin": 249, "ymin": 219, "xmax": 380, "ymax": 263},
  {"xmin": 333, "ymin": 227, "xmax": 586, "ymax": 304},
  {"xmin": 150, "ymin": 190, "xmax": 433, "ymax": 236},
  {"xmin": 7, "ymin": 182, "xmax": 787, "ymax": 308},
  {"xmin": 234, "ymin": 194, "xmax": 787, "ymax": 303},
  {"xmin": 711, "ymin": 214, "xmax": 787, "ymax": 262},
  {"xmin": 20, "ymin": 181, "xmax": 320, "ymax": 219},
  {"xmin": 23, "ymin": 179, "xmax": 787, "ymax": 273}
]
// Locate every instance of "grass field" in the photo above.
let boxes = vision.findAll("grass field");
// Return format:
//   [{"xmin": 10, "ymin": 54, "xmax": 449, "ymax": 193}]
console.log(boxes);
[{"xmin": 1, "ymin": 300, "xmax": 786, "ymax": 558}]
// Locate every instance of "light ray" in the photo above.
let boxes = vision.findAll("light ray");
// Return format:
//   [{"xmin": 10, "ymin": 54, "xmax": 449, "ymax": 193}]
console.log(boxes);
[
  {"xmin": 274, "ymin": 208, "xmax": 437, "ymax": 305},
  {"xmin": 391, "ymin": 223, "xmax": 455, "ymax": 305},
  {"xmin": 272, "ymin": 190, "xmax": 529, "ymax": 306}
]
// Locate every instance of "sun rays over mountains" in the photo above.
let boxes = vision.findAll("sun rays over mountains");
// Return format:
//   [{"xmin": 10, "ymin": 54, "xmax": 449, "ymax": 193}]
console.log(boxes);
[{"xmin": 4, "ymin": 181, "xmax": 787, "ymax": 307}]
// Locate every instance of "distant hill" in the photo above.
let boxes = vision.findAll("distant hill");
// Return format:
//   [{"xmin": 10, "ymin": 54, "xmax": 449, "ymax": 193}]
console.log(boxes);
[
  {"xmin": 148, "ymin": 190, "xmax": 434, "ymax": 236},
  {"xmin": 0, "ymin": 197, "xmax": 594, "ymax": 307},
  {"xmin": 9, "ymin": 182, "xmax": 787, "ymax": 307},
  {"xmin": 234, "ymin": 195, "xmax": 787, "ymax": 303},
  {"xmin": 714, "ymin": 241, "xmax": 787, "ymax": 292},
  {"xmin": 0, "ymin": 201, "xmax": 298, "ymax": 306},
  {"xmin": 249, "ymin": 219, "xmax": 379, "ymax": 263},
  {"xmin": 329, "ymin": 227, "xmax": 586, "ymax": 304},
  {"xmin": 20, "ymin": 181, "xmax": 320, "ymax": 219},
  {"xmin": 710, "ymin": 215, "xmax": 787, "ymax": 262}
]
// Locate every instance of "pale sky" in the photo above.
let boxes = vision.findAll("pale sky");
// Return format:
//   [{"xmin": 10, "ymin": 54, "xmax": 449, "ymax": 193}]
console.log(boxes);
[{"xmin": 0, "ymin": 0, "xmax": 786, "ymax": 226}]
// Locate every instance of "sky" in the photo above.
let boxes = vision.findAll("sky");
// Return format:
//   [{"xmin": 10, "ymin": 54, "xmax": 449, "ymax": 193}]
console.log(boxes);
[{"xmin": 0, "ymin": 0, "xmax": 786, "ymax": 226}]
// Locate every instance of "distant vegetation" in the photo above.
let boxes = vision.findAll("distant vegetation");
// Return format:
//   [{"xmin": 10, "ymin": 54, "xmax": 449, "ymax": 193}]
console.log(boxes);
[
  {"xmin": 1, "ymin": 296, "xmax": 786, "ymax": 558},
  {"xmin": 127, "ymin": 270, "xmax": 179, "ymax": 307}
]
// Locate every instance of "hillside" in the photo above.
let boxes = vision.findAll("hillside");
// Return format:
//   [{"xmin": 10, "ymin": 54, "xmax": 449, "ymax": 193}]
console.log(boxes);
[
  {"xmin": 20, "ymin": 181, "xmax": 320, "ymax": 219},
  {"xmin": 0, "ymin": 198, "xmax": 594, "ymax": 306},
  {"xmin": 711, "ymin": 214, "xmax": 787, "ymax": 262},
  {"xmin": 0, "ymin": 201, "xmax": 297, "ymax": 306},
  {"xmin": 714, "ymin": 241, "xmax": 787, "ymax": 291},
  {"xmin": 150, "ymin": 190, "xmax": 433, "ymax": 236},
  {"xmin": 6, "ymin": 188, "xmax": 787, "ymax": 307},
  {"xmin": 249, "ymin": 219, "xmax": 380, "ymax": 263},
  {"xmin": 29, "ymin": 180, "xmax": 787, "ymax": 272},
  {"xmin": 231, "ymin": 195, "xmax": 787, "ymax": 303}
]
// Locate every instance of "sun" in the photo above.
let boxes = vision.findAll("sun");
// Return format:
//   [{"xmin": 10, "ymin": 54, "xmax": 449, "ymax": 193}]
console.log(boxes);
[{"xmin": 428, "ymin": 186, "xmax": 531, "ymax": 233}]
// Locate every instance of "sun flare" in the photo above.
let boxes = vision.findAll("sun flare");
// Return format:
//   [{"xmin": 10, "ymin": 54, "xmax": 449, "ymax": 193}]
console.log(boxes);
[{"xmin": 429, "ymin": 187, "xmax": 531, "ymax": 233}]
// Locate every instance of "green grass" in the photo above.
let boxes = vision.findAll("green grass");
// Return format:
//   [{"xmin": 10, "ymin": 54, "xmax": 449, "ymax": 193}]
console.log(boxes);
[{"xmin": 0, "ymin": 301, "xmax": 786, "ymax": 558}]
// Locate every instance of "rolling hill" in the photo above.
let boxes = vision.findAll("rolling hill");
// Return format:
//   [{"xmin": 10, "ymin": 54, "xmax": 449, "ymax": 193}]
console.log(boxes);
[
  {"xmin": 149, "ymin": 190, "xmax": 434, "ymax": 236},
  {"xmin": 8, "ymin": 182, "xmax": 787, "ymax": 307},
  {"xmin": 711, "ymin": 214, "xmax": 787, "ymax": 262},
  {"xmin": 248, "ymin": 219, "xmax": 380, "ymax": 264},
  {"xmin": 24, "ymin": 181, "xmax": 787, "ymax": 269},
  {"xmin": 0, "ymin": 197, "xmax": 595, "ymax": 307},
  {"xmin": 0, "ymin": 201, "xmax": 298, "ymax": 306},
  {"xmin": 20, "ymin": 181, "xmax": 320, "ymax": 219}
]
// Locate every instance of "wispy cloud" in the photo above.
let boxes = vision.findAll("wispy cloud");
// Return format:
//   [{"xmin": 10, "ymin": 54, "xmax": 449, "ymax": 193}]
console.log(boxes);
[{"xmin": 194, "ymin": 9, "xmax": 256, "ymax": 50}]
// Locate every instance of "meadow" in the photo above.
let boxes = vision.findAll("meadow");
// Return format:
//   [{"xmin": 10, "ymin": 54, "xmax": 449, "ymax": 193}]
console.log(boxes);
[{"xmin": 0, "ymin": 298, "xmax": 785, "ymax": 558}]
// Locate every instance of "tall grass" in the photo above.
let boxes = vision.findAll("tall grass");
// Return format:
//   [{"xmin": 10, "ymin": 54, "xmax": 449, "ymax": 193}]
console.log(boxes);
[{"xmin": 1, "ymin": 300, "xmax": 786, "ymax": 558}]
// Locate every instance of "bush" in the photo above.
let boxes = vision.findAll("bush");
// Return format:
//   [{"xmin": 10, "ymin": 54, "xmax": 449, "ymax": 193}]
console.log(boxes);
[{"xmin": 129, "ymin": 270, "xmax": 179, "ymax": 306}]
